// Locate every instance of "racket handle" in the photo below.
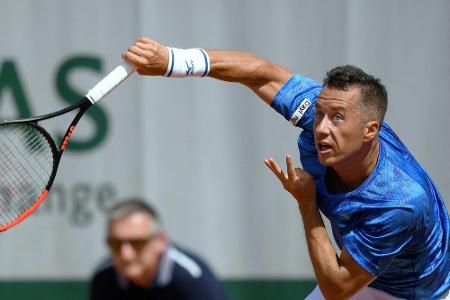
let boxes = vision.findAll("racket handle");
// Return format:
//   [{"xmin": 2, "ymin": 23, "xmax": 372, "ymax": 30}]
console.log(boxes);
[{"xmin": 86, "ymin": 61, "xmax": 135, "ymax": 104}]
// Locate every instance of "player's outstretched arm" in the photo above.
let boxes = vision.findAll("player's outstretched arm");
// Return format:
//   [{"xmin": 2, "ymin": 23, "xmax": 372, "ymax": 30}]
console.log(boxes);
[
  {"xmin": 208, "ymin": 50, "xmax": 292, "ymax": 105},
  {"xmin": 122, "ymin": 36, "xmax": 293, "ymax": 105}
]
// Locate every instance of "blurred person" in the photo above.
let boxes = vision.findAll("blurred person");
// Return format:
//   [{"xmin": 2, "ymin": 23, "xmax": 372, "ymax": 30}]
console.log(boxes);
[
  {"xmin": 120, "ymin": 37, "xmax": 450, "ymax": 300},
  {"xmin": 89, "ymin": 198, "xmax": 229, "ymax": 300}
]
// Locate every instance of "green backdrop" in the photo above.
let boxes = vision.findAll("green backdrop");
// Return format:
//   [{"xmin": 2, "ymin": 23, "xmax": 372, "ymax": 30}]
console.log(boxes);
[{"xmin": 0, "ymin": 279, "xmax": 316, "ymax": 300}]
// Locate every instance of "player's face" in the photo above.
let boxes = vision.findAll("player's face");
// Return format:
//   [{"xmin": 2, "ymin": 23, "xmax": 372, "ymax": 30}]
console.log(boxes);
[
  {"xmin": 108, "ymin": 212, "xmax": 166, "ymax": 285},
  {"xmin": 313, "ymin": 86, "xmax": 367, "ymax": 167}
]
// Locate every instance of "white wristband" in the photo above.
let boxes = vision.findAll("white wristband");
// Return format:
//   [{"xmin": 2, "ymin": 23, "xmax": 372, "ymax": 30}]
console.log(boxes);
[{"xmin": 165, "ymin": 47, "xmax": 210, "ymax": 77}]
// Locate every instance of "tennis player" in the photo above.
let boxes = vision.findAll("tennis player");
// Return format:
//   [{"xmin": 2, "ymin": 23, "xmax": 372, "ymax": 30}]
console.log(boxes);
[{"xmin": 122, "ymin": 37, "xmax": 450, "ymax": 299}]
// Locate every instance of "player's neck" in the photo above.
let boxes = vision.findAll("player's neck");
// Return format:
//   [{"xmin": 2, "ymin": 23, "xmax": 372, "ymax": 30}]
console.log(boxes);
[{"xmin": 330, "ymin": 140, "xmax": 379, "ymax": 193}]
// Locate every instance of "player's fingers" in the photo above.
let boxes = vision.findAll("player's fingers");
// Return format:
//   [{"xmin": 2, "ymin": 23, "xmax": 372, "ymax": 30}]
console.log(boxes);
[
  {"xmin": 266, "ymin": 158, "xmax": 284, "ymax": 176},
  {"xmin": 128, "ymin": 45, "xmax": 147, "ymax": 57},
  {"xmin": 264, "ymin": 158, "xmax": 287, "ymax": 183},
  {"xmin": 135, "ymin": 41, "xmax": 153, "ymax": 51},
  {"xmin": 122, "ymin": 51, "xmax": 138, "ymax": 63},
  {"xmin": 286, "ymin": 154, "xmax": 297, "ymax": 180},
  {"xmin": 138, "ymin": 36, "xmax": 152, "ymax": 44},
  {"xmin": 122, "ymin": 51, "xmax": 146, "ymax": 67},
  {"xmin": 133, "ymin": 42, "xmax": 146, "ymax": 51}
]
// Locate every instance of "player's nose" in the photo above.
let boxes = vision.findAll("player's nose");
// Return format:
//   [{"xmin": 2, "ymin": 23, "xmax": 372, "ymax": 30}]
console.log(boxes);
[{"xmin": 314, "ymin": 116, "xmax": 331, "ymax": 136}]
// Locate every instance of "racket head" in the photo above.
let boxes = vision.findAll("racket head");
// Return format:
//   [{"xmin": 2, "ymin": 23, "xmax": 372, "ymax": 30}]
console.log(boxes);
[{"xmin": 0, "ymin": 122, "xmax": 58, "ymax": 231}]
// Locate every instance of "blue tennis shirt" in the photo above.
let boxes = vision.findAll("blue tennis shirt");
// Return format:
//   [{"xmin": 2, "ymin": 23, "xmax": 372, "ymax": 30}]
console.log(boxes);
[{"xmin": 272, "ymin": 74, "xmax": 450, "ymax": 299}]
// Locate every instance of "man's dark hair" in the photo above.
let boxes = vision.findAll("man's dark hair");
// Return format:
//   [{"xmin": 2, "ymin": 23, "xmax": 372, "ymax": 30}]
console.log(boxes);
[{"xmin": 323, "ymin": 65, "xmax": 388, "ymax": 123}]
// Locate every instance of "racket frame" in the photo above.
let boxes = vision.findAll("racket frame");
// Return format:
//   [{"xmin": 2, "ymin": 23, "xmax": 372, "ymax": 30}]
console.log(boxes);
[
  {"xmin": 2, "ymin": 96, "xmax": 93, "ymax": 185},
  {"xmin": 0, "ymin": 61, "xmax": 133, "ymax": 231},
  {"xmin": 0, "ymin": 98, "xmax": 92, "ymax": 231}
]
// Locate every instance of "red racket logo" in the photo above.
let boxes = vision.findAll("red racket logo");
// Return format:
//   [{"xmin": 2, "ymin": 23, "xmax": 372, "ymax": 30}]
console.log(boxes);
[{"xmin": 60, "ymin": 125, "xmax": 76, "ymax": 150}]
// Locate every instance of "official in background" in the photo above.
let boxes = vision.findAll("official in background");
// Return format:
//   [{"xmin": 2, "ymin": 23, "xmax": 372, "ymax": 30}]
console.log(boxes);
[{"xmin": 89, "ymin": 198, "xmax": 230, "ymax": 300}]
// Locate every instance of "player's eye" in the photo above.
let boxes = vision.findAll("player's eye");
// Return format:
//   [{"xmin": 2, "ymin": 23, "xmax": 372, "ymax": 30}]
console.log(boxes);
[{"xmin": 334, "ymin": 114, "xmax": 344, "ymax": 121}]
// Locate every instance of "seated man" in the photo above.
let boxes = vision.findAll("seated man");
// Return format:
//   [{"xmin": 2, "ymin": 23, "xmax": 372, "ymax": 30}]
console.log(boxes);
[{"xmin": 89, "ymin": 198, "xmax": 229, "ymax": 300}]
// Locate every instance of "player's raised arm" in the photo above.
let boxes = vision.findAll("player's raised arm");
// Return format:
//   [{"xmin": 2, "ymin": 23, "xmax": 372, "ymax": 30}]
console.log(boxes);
[
  {"xmin": 122, "ymin": 36, "xmax": 293, "ymax": 105},
  {"xmin": 208, "ymin": 50, "xmax": 292, "ymax": 105}
]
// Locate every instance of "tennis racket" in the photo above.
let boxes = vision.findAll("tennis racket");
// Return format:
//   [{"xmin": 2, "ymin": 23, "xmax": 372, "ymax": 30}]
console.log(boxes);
[{"xmin": 0, "ymin": 61, "xmax": 135, "ymax": 231}]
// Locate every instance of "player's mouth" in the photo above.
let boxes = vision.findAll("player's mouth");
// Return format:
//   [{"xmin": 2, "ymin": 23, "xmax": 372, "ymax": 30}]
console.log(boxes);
[{"xmin": 317, "ymin": 142, "xmax": 333, "ymax": 153}]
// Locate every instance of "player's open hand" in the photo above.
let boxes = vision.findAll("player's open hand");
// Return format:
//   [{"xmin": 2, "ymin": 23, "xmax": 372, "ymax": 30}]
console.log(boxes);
[
  {"xmin": 122, "ymin": 37, "xmax": 168, "ymax": 76},
  {"xmin": 264, "ymin": 155, "xmax": 316, "ymax": 205}
]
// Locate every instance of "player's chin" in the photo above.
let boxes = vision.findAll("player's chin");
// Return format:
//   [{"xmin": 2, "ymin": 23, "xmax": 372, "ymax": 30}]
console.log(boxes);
[{"xmin": 317, "ymin": 153, "xmax": 336, "ymax": 166}]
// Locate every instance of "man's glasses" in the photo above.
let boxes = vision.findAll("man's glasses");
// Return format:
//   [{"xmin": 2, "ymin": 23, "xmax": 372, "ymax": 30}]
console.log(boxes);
[{"xmin": 107, "ymin": 234, "xmax": 158, "ymax": 252}]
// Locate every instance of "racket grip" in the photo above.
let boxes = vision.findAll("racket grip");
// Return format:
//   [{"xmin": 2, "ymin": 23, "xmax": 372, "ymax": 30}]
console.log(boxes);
[{"xmin": 86, "ymin": 61, "xmax": 135, "ymax": 104}]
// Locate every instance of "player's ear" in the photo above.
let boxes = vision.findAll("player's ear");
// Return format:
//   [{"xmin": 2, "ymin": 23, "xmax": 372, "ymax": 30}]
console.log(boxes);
[{"xmin": 363, "ymin": 120, "xmax": 379, "ymax": 142}]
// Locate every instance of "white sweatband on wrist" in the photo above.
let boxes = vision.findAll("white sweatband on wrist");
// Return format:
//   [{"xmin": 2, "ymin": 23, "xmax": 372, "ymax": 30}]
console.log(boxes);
[{"xmin": 164, "ymin": 47, "xmax": 210, "ymax": 78}]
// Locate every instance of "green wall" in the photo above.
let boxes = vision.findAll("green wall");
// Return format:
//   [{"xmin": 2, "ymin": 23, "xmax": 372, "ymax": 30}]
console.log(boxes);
[{"xmin": 0, "ymin": 279, "xmax": 316, "ymax": 300}]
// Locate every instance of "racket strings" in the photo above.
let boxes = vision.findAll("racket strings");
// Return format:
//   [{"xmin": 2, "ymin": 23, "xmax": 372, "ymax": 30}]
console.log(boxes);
[
  {"xmin": 0, "ymin": 151, "xmax": 42, "ymax": 224},
  {"xmin": 0, "ymin": 124, "xmax": 54, "ymax": 226},
  {"xmin": 0, "ymin": 145, "xmax": 49, "ymax": 223},
  {"xmin": 1, "ymin": 145, "xmax": 45, "ymax": 208},
  {"xmin": 1, "ymin": 127, "xmax": 52, "ymax": 187},
  {"xmin": 0, "ymin": 159, "xmax": 38, "ymax": 225},
  {"xmin": 6, "ymin": 127, "xmax": 53, "ymax": 180},
  {"xmin": 1, "ymin": 127, "xmax": 51, "ymax": 186}
]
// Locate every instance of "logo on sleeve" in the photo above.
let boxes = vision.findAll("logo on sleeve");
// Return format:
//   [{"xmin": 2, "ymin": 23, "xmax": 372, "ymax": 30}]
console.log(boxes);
[{"xmin": 290, "ymin": 99, "xmax": 311, "ymax": 126}]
